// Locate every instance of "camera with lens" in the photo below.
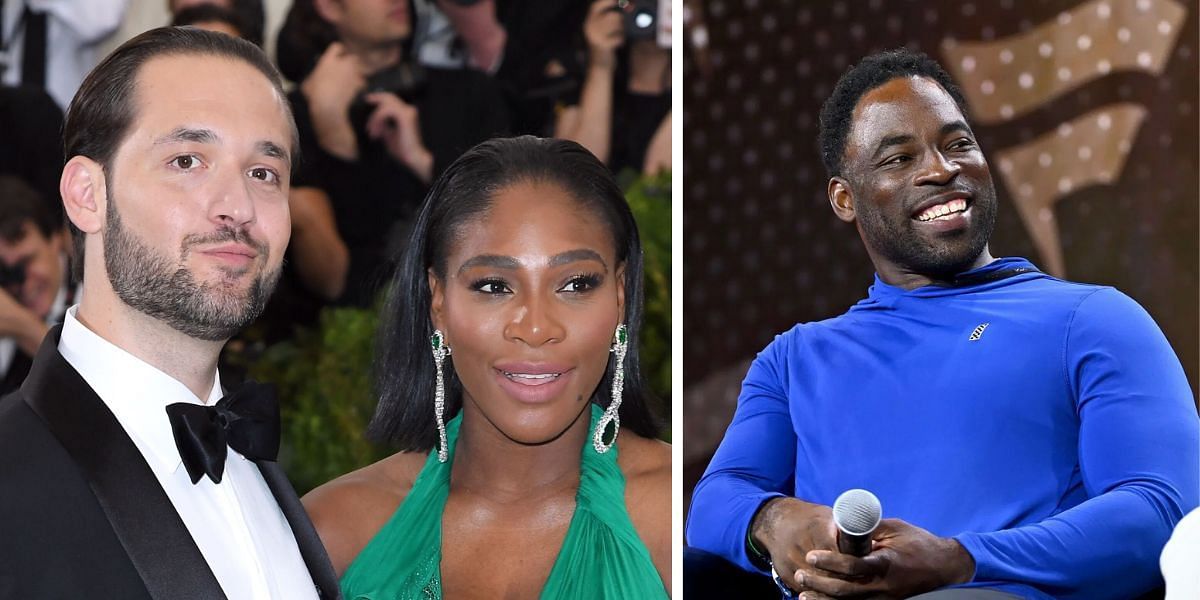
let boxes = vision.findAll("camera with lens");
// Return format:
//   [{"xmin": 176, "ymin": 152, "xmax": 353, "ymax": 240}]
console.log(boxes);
[
  {"xmin": 347, "ymin": 62, "xmax": 428, "ymax": 153},
  {"xmin": 617, "ymin": 0, "xmax": 658, "ymax": 41},
  {"xmin": 0, "ymin": 261, "xmax": 26, "ymax": 296}
]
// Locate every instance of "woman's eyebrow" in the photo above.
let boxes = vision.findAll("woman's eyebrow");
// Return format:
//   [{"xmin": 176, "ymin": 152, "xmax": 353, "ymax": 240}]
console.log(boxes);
[
  {"xmin": 548, "ymin": 249, "xmax": 607, "ymax": 270},
  {"xmin": 456, "ymin": 249, "xmax": 608, "ymax": 276},
  {"xmin": 457, "ymin": 254, "xmax": 519, "ymax": 275}
]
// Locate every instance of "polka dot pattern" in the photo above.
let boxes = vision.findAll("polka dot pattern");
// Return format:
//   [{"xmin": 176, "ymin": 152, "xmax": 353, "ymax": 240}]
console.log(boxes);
[
  {"xmin": 682, "ymin": 0, "xmax": 1200, "ymax": 464},
  {"xmin": 942, "ymin": 0, "xmax": 1187, "ymax": 123}
]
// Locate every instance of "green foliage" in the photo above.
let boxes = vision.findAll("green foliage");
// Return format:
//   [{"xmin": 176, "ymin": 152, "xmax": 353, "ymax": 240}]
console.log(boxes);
[
  {"xmin": 622, "ymin": 170, "xmax": 672, "ymax": 433},
  {"xmin": 242, "ymin": 306, "xmax": 389, "ymax": 495},
  {"xmin": 237, "ymin": 172, "xmax": 673, "ymax": 492}
]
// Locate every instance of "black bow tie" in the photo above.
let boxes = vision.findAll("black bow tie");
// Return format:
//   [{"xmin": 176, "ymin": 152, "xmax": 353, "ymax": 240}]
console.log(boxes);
[{"xmin": 165, "ymin": 380, "xmax": 281, "ymax": 484}]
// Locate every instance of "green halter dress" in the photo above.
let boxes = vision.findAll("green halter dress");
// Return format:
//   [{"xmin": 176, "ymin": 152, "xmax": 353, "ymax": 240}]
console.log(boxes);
[{"xmin": 340, "ymin": 404, "xmax": 668, "ymax": 599}]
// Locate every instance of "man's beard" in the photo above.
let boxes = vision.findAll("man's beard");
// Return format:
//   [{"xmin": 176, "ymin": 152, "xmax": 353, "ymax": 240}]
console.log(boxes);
[
  {"xmin": 857, "ymin": 186, "xmax": 998, "ymax": 279},
  {"xmin": 103, "ymin": 193, "xmax": 281, "ymax": 342}
]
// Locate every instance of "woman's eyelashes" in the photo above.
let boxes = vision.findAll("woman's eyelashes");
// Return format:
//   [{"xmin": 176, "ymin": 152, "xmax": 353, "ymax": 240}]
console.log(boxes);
[
  {"xmin": 466, "ymin": 273, "xmax": 605, "ymax": 297},
  {"xmin": 558, "ymin": 273, "xmax": 603, "ymax": 294},
  {"xmin": 469, "ymin": 277, "xmax": 512, "ymax": 295}
]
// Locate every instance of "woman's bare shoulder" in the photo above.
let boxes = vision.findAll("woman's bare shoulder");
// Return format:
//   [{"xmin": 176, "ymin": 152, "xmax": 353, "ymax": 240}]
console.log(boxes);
[
  {"xmin": 617, "ymin": 432, "xmax": 672, "ymax": 594},
  {"xmin": 619, "ymin": 432, "xmax": 676, "ymax": 482},
  {"xmin": 302, "ymin": 451, "xmax": 429, "ymax": 576}
]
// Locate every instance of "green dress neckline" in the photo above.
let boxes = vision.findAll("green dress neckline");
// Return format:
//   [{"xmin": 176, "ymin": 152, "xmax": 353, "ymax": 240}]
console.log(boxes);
[{"xmin": 340, "ymin": 404, "xmax": 668, "ymax": 599}]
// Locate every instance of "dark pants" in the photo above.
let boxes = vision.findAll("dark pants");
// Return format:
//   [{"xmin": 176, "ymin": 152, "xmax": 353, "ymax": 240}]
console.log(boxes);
[
  {"xmin": 684, "ymin": 547, "xmax": 1024, "ymax": 599},
  {"xmin": 684, "ymin": 547, "xmax": 779, "ymax": 598},
  {"xmin": 909, "ymin": 590, "xmax": 1021, "ymax": 599}
]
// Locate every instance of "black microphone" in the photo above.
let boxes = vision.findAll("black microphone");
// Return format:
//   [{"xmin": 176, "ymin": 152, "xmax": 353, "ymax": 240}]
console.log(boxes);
[{"xmin": 832, "ymin": 489, "xmax": 882, "ymax": 556}]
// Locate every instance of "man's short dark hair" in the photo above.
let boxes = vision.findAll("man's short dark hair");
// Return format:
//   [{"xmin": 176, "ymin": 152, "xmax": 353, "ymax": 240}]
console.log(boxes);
[
  {"xmin": 0, "ymin": 175, "xmax": 58, "ymax": 242},
  {"xmin": 61, "ymin": 26, "xmax": 296, "ymax": 282},
  {"xmin": 168, "ymin": 0, "xmax": 265, "ymax": 47},
  {"xmin": 818, "ymin": 48, "xmax": 970, "ymax": 178},
  {"xmin": 275, "ymin": 0, "xmax": 338, "ymax": 84},
  {"xmin": 171, "ymin": 5, "xmax": 249, "ymax": 40}
]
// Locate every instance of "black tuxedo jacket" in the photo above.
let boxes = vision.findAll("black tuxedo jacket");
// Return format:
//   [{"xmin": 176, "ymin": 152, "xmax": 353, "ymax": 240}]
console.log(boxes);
[{"xmin": 0, "ymin": 327, "xmax": 341, "ymax": 599}]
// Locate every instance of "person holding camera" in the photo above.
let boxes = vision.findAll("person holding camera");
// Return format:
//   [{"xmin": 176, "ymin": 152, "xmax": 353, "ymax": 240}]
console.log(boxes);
[
  {"xmin": 288, "ymin": 0, "xmax": 511, "ymax": 307},
  {"xmin": 556, "ymin": 0, "xmax": 670, "ymax": 176},
  {"xmin": 0, "ymin": 175, "xmax": 71, "ymax": 395}
]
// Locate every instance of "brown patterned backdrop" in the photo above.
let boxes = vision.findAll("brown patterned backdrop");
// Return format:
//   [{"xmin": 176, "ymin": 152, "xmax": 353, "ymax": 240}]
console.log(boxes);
[{"xmin": 681, "ymin": 0, "xmax": 1199, "ymax": 513}]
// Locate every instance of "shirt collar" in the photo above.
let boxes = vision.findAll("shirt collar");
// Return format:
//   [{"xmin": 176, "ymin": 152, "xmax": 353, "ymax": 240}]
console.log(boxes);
[
  {"xmin": 865, "ymin": 257, "xmax": 1039, "ymax": 300},
  {"xmin": 57, "ymin": 305, "xmax": 224, "ymax": 478},
  {"xmin": 44, "ymin": 264, "xmax": 68, "ymax": 325}
]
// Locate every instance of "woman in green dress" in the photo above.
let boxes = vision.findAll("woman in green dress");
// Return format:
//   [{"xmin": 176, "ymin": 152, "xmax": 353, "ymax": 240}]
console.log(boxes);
[{"xmin": 303, "ymin": 136, "xmax": 671, "ymax": 598}]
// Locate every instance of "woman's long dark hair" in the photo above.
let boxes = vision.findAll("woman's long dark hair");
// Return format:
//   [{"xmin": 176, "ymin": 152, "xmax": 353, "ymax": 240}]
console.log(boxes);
[{"xmin": 369, "ymin": 136, "xmax": 660, "ymax": 451}]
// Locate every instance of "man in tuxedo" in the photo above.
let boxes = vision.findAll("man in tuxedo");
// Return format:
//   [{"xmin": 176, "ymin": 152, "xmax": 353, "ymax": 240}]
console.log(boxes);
[{"xmin": 0, "ymin": 27, "xmax": 338, "ymax": 599}]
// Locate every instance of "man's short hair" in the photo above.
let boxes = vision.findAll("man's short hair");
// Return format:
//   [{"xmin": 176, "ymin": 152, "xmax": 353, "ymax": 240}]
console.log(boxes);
[
  {"xmin": 818, "ymin": 48, "xmax": 970, "ymax": 178},
  {"xmin": 0, "ymin": 174, "xmax": 58, "ymax": 242},
  {"xmin": 61, "ymin": 26, "xmax": 296, "ymax": 281},
  {"xmin": 168, "ymin": 0, "xmax": 265, "ymax": 47},
  {"xmin": 171, "ymin": 5, "xmax": 249, "ymax": 40}
]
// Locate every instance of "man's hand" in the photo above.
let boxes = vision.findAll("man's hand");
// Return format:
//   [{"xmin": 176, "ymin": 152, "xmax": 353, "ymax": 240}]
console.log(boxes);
[
  {"xmin": 364, "ymin": 92, "xmax": 433, "ymax": 184},
  {"xmin": 300, "ymin": 43, "xmax": 366, "ymax": 161},
  {"xmin": 797, "ymin": 518, "xmax": 975, "ymax": 598},
  {"xmin": 642, "ymin": 111, "xmax": 671, "ymax": 175},
  {"xmin": 302, "ymin": 42, "xmax": 366, "ymax": 118},
  {"xmin": 0, "ymin": 287, "xmax": 48, "ymax": 356},
  {"xmin": 750, "ymin": 497, "xmax": 842, "ymax": 593},
  {"xmin": 584, "ymin": 0, "xmax": 624, "ymax": 70}
]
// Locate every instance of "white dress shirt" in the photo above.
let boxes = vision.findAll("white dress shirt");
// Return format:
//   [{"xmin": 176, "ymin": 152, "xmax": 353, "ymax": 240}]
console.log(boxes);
[
  {"xmin": 1, "ymin": 0, "xmax": 129, "ymax": 110},
  {"xmin": 57, "ymin": 306, "xmax": 318, "ymax": 600}
]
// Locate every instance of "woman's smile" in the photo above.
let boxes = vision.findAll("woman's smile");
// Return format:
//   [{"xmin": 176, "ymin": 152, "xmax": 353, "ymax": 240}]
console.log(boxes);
[{"xmin": 493, "ymin": 366, "xmax": 575, "ymax": 404}]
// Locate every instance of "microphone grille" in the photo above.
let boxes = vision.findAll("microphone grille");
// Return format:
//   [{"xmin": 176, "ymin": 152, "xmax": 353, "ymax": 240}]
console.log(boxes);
[{"xmin": 832, "ymin": 489, "xmax": 882, "ymax": 536}]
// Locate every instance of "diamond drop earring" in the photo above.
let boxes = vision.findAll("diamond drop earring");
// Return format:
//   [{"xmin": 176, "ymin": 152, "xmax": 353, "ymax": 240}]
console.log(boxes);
[
  {"xmin": 593, "ymin": 324, "xmax": 627, "ymax": 454},
  {"xmin": 431, "ymin": 329, "xmax": 452, "ymax": 462}
]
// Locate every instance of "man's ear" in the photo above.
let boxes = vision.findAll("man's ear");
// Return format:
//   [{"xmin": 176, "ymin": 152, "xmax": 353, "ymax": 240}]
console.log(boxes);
[
  {"xmin": 828, "ymin": 176, "xmax": 856, "ymax": 224},
  {"xmin": 60, "ymin": 156, "xmax": 106, "ymax": 235},
  {"xmin": 428, "ymin": 268, "xmax": 445, "ymax": 333}
]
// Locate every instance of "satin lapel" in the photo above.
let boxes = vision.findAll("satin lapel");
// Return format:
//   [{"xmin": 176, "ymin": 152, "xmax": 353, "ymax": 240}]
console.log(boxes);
[
  {"xmin": 21, "ymin": 326, "xmax": 227, "ymax": 600},
  {"xmin": 256, "ymin": 460, "xmax": 342, "ymax": 599}
]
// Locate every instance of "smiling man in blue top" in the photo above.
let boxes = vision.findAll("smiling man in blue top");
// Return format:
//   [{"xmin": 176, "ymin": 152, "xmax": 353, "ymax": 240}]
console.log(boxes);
[{"xmin": 686, "ymin": 49, "xmax": 1200, "ymax": 600}]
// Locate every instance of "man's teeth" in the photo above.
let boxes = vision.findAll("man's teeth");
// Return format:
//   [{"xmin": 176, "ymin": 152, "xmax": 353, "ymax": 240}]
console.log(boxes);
[
  {"xmin": 916, "ymin": 198, "xmax": 968, "ymax": 222},
  {"xmin": 504, "ymin": 372, "xmax": 561, "ymax": 380}
]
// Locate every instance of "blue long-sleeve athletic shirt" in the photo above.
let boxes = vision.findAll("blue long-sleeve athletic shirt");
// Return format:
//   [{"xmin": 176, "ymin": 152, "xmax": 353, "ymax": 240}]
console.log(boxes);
[{"xmin": 686, "ymin": 258, "xmax": 1199, "ymax": 600}]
